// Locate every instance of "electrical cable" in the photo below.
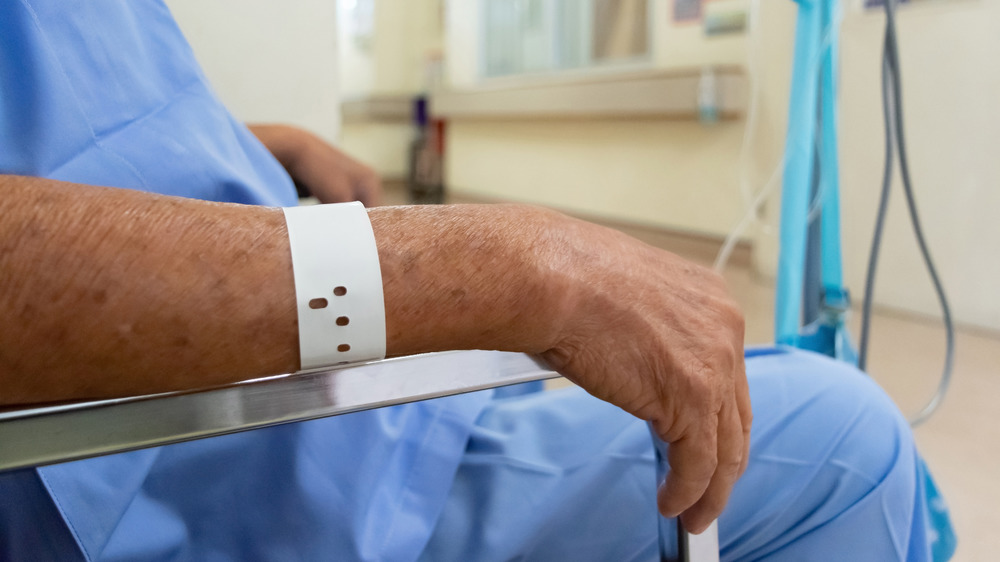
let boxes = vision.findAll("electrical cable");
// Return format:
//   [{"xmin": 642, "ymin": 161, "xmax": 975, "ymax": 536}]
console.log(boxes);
[
  {"xmin": 858, "ymin": 0, "xmax": 955, "ymax": 426},
  {"xmin": 858, "ymin": 41, "xmax": 894, "ymax": 374}
]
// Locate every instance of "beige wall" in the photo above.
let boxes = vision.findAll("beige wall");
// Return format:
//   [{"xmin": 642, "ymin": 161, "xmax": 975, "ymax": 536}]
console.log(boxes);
[
  {"xmin": 167, "ymin": 0, "xmax": 342, "ymax": 144},
  {"xmin": 837, "ymin": 1, "xmax": 1000, "ymax": 330},
  {"xmin": 340, "ymin": 0, "xmax": 443, "ymax": 97},
  {"xmin": 445, "ymin": 0, "xmax": 755, "ymax": 237},
  {"xmin": 371, "ymin": 0, "xmax": 443, "ymax": 95},
  {"xmin": 338, "ymin": 0, "xmax": 443, "ymax": 177},
  {"xmin": 339, "ymin": 122, "xmax": 413, "ymax": 179},
  {"xmin": 446, "ymin": 0, "xmax": 1000, "ymax": 332},
  {"xmin": 443, "ymin": 0, "xmax": 481, "ymax": 89},
  {"xmin": 448, "ymin": 119, "xmax": 748, "ymax": 235},
  {"xmin": 653, "ymin": 0, "xmax": 747, "ymax": 68},
  {"xmin": 337, "ymin": 0, "xmax": 375, "ymax": 100},
  {"xmin": 172, "ymin": 0, "xmax": 442, "ymax": 177}
]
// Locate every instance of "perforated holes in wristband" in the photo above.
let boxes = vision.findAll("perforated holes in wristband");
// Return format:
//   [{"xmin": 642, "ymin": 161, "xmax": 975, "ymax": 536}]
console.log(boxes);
[{"xmin": 283, "ymin": 203, "xmax": 386, "ymax": 370}]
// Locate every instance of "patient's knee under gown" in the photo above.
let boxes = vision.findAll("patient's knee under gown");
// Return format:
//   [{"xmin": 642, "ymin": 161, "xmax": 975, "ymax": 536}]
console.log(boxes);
[{"xmin": 1, "ymin": 349, "xmax": 935, "ymax": 561}]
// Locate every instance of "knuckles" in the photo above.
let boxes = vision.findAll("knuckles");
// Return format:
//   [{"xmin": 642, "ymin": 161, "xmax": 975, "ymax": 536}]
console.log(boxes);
[
  {"xmin": 690, "ymin": 459, "xmax": 719, "ymax": 484},
  {"xmin": 718, "ymin": 451, "xmax": 744, "ymax": 479}
]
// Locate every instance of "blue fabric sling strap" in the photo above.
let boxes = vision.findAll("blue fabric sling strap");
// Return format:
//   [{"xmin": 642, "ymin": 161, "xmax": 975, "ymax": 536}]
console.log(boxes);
[
  {"xmin": 775, "ymin": 1, "xmax": 956, "ymax": 559},
  {"xmin": 775, "ymin": 0, "xmax": 852, "ymax": 361}
]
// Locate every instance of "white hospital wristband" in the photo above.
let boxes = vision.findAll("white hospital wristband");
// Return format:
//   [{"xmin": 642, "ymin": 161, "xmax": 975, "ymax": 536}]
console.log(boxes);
[{"xmin": 282, "ymin": 202, "xmax": 386, "ymax": 369}]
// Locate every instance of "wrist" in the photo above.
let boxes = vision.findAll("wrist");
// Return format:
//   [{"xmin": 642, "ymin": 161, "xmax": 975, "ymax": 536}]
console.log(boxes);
[
  {"xmin": 512, "ymin": 206, "xmax": 581, "ymax": 354},
  {"xmin": 369, "ymin": 204, "xmax": 575, "ymax": 358},
  {"xmin": 527, "ymin": 211, "xmax": 639, "ymax": 364}
]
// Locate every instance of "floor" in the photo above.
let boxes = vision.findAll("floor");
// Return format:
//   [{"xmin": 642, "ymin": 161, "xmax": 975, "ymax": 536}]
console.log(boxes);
[{"xmin": 387, "ymin": 183, "xmax": 999, "ymax": 560}]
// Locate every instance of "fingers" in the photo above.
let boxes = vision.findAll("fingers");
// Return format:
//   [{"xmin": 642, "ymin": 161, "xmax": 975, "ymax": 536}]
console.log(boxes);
[
  {"xmin": 734, "ymin": 353, "xmax": 752, "ymax": 478},
  {"xmin": 659, "ymin": 345, "xmax": 750, "ymax": 534},
  {"xmin": 680, "ymin": 396, "xmax": 745, "ymax": 534},
  {"xmin": 307, "ymin": 171, "xmax": 380, "ymax": 207},
  {"xmin": 354, "ymin": 171, "xmax": 382, "ymax": 207},
  {"xmin": 299, "ymin": 169, "xmax": 352, "ymax": 204},
  {"xmin": 290, "ymin": 139, "xmax": 382, "ymax": 206},
  {"xmin": 534, "ymin": 227, "xmax": 752, "ymax": 534},
  {"xmin": 658, "ymin": 412, "xmax": 718, "ymax": 521}
]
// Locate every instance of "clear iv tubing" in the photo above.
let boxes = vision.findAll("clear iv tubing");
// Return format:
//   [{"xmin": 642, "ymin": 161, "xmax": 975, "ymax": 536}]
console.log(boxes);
[{"xmin": 714, "ymin": 2, "xmax": 842, "ymax": 273}]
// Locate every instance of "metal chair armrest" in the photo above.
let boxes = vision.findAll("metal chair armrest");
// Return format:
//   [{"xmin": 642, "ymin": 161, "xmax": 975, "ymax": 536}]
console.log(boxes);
[
  {"xmin": 0, "ymin": 350, "xmax": 718, "ymax": 560},
  {"xmin": 0, "ymin": 350, "xmax": 556, "ymax": 471}
]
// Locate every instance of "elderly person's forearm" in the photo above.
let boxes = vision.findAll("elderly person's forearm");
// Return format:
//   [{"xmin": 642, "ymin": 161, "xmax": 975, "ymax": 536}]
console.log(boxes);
[
  {"xmin": 0, "ymin": 175, "xmax": 299, "ymax": 404},
  {"xmin": 0, "ymin": 177, "xmax": 749, "ymax": 531}
]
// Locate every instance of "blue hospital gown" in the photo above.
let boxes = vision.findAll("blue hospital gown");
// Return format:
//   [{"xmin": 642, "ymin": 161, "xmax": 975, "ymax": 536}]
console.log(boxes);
[{"xmin": 0, "ymin": 1, "xmax": 944, "ymax": 560}]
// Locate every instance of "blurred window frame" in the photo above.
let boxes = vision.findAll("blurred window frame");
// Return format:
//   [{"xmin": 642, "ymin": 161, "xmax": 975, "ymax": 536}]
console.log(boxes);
[{"xmin": 479, "ymin": 0, "xmax": 653, "ymax": 80}]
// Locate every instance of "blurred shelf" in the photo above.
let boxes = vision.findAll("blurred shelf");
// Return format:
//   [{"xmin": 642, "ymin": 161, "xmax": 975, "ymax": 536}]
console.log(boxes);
[
  {"xmin": 341, "ymin": 94, "xmax": 414, "ymax": 124},
  {"xmin": 431, "ymin": 66, "xmax": 746, "ymax": 121}
]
